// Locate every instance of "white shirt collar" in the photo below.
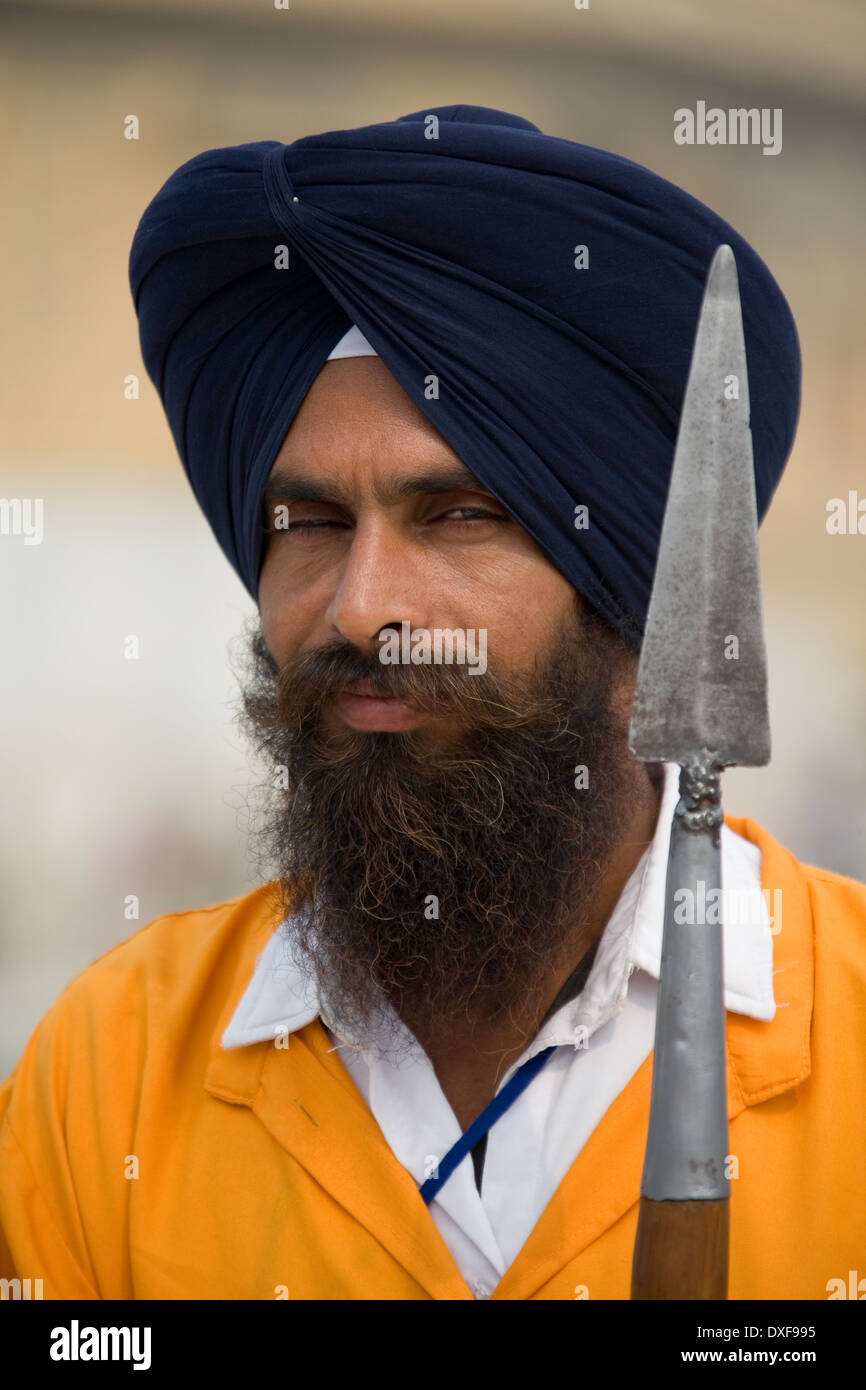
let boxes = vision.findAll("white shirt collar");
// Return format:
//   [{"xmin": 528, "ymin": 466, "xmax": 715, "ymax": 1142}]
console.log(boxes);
[{"xmin": 222, "ymin": 761, "xmax": 775, "ymax": 1053}]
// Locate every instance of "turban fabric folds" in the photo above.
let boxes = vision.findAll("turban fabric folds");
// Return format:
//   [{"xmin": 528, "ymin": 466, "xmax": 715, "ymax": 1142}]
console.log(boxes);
[{"xmin": 129, "ymin": 104, "xmax": 800, "ymax": 646}]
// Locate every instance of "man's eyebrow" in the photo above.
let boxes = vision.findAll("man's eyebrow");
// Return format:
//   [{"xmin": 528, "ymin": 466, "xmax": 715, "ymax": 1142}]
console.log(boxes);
[{"xmin": 261, "ymin": 463, "xmax": 493, "ymax": 511}]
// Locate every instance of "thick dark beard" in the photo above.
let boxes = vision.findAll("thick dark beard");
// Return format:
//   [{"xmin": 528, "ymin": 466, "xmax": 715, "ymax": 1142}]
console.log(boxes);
[{"xmin": 235, "ymin": 602, "xmax": 648, "ymax": 1061}]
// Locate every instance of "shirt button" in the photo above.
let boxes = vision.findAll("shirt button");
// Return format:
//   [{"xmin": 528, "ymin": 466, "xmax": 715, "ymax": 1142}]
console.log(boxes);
[{"xmin": 472, "ymin": 1281, "xmax": 491, "ymax": 1300}]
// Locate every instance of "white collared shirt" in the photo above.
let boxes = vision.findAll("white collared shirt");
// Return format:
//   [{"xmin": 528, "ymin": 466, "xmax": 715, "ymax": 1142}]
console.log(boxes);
[{"xmin": 222, "ymin": 761, "xmax": 775, "ymax": 1298}]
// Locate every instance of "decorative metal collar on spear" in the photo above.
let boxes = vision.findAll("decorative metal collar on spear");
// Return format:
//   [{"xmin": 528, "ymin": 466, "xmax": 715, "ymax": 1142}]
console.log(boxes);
[{"xmin": 628, "ymin": 244, "xmax": 771, "ymax": 1300}]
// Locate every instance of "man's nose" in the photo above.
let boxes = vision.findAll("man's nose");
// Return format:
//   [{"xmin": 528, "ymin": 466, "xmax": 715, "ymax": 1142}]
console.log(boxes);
[{"xmin": 323, "ymin": 518, "xmax": 433, "ymax": 653}]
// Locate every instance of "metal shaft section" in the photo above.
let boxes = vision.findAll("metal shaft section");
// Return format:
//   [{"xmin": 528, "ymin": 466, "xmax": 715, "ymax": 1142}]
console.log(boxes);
[{"xmin": 640, "ymin": 756, "xmax": 729, "ymax": 1202}]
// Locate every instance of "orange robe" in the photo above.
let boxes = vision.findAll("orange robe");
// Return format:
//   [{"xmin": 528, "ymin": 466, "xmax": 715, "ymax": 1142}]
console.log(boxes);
[{"xmin": 1, "ymin": 814, "xmax": 864, "ymax": 1300}]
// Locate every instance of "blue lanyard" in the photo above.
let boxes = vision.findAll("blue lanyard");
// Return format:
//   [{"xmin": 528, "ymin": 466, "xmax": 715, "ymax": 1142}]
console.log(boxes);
[{"xmin": 419, "ymin": 1045, "xmax": 558, "ymax": 1205}]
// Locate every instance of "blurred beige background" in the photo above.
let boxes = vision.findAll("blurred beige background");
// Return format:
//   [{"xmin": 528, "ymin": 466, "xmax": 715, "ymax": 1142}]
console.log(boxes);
[{"xmin": 1, "ymin": 0, "xmax": 864, "ymax": 1072}]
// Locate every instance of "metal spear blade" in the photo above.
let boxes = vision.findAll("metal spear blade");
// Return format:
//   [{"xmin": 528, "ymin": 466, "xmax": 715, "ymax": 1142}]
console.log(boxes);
[{"xmin": 629, "ymin": 244, "xmax": 770, "ymax": 768}]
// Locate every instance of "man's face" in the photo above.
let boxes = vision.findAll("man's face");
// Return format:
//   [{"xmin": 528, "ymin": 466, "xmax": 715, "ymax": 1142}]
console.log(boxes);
[
  {"xmin": 258, "ymin": 358, "xmax": 582, "ymax": 736},
  {"xmin": 244, "ymin": 357, "xmax": 648, "ymax": 1055}
]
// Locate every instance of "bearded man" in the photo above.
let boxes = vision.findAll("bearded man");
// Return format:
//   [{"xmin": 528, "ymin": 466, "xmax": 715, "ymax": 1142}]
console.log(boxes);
[{"xmin": 1, "ymin": 105, "xmax": 864, "ymax": 1302}]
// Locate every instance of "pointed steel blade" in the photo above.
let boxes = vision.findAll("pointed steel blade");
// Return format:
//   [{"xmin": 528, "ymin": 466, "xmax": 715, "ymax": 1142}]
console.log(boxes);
[{"xmin": 629, "ymin": 244, "xmax": 770, "ymax": 768}]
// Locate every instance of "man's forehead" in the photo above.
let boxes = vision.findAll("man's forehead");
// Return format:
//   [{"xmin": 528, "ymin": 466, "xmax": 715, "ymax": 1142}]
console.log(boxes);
[
  {"xmin": 284, "ymin": 355, "xmax": 429, "ymax": 433},
  {"xmin": 263, "ymin": 455, "xmax": 493, "ymax": 509},
  {"xmin": 270, "ymin": 350, "xmax": 490, "ymax": 502}
]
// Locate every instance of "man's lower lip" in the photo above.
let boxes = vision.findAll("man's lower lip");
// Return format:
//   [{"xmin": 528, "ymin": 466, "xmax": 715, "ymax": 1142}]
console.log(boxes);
[{"xmin": 332, "ymin": 691, "xmax": 429, "ymax": 731}]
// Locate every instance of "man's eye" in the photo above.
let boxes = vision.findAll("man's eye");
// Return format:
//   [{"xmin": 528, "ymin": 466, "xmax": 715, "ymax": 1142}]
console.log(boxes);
[
  {"xmin": 267, "ymin": 507, "xmax": 505, "ymax": 536},
  {"xmin": 437, "ymin": 507, "xmax": 504, "ymax": 523},
  {"xmin": 290, "ymin": 519, "xmax": 340, "ymax": 528}
]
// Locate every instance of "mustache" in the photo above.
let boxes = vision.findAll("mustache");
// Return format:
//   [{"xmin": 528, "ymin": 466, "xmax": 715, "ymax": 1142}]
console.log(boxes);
[{"xmin": 264, "ymin": 634, "xmax": 571, "ymax": 733}]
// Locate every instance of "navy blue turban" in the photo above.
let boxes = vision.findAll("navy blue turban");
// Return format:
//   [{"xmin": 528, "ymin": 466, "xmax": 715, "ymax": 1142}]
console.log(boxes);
[{"xmin": 129, "ymin": 103, "xmax": 800, "ymax": 647}]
